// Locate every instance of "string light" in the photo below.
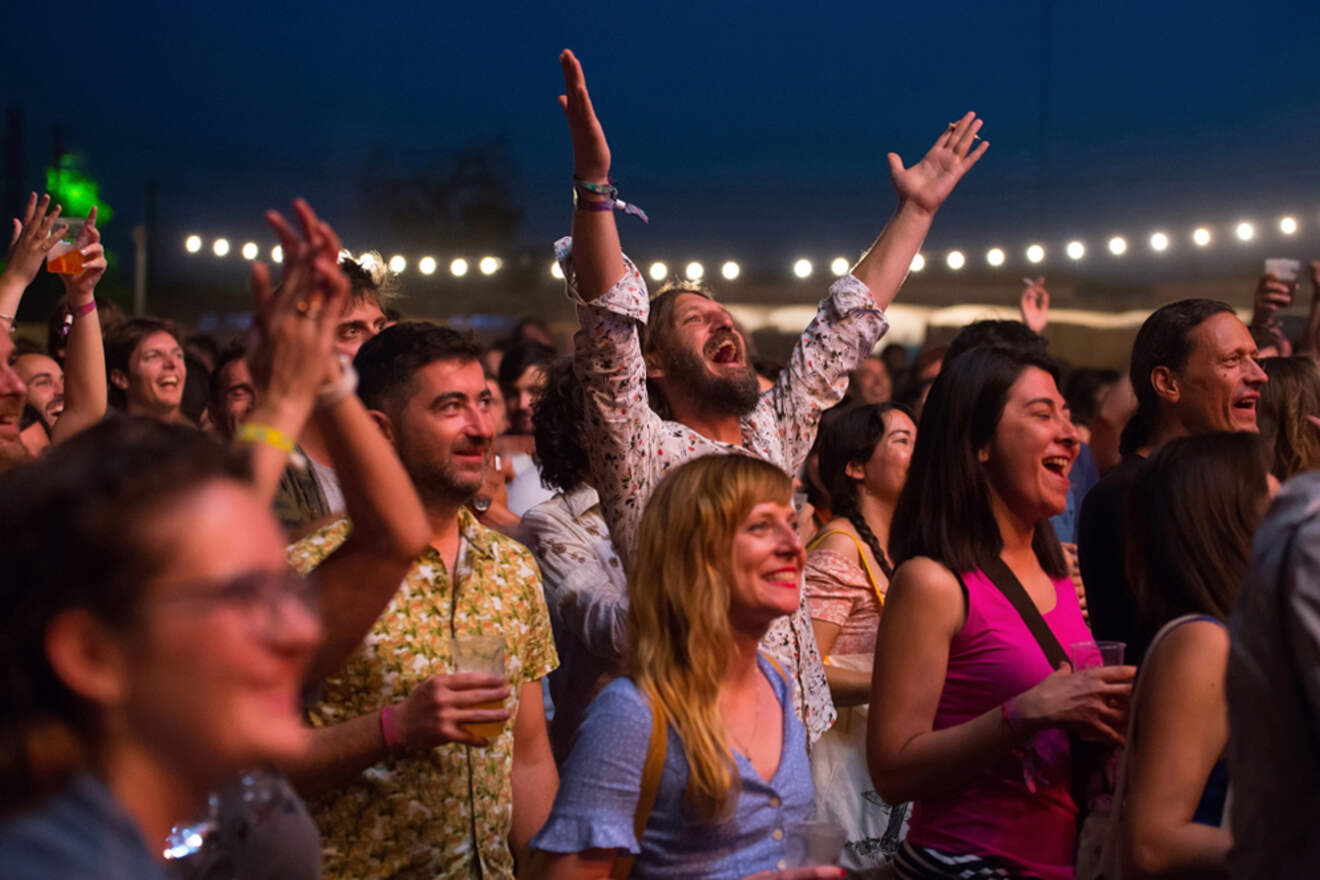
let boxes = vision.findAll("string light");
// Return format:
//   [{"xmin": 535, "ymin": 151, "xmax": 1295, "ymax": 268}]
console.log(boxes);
[
  {"xmin": 685, "ymin": 261, "xmax": 704, "ymax": 281},
  {"xmin": 1235, "ymin": 222, "xmax": 1255, "ymax": 242},
  {"xmin": 830, "ymin": 257, "xmax": 850, "ymax": 276},
  {"xmin": 721, "ymin": 261, "xmax": 741, "ymax": 280},
  {"xmin": 1193, "ymin": 227, "xmax": 1212, "ymax": 247},
  {"xmin": 946, "ymin": 250, "xmax": 965, "ymax": 270},
  {"xmin": 550, "ymin": 261, "xmax": 564, "ymax": 280},
  {"xmin": 450, "ymin": 258, "xmax": 469, "ymax": 277},
  {"xmin": 389, "ymin": 255, "xmax": 407, "ymax": 273},
  {"xmin": 479, "ymin": 256, "xmax": 500, "ymax": 275},
  {"xmin": 649, "ymin": 262, "xmax": 669, "ymax": 282},
  {"xmin": 185, "ymin": 234, "xmax": 202, "ymax": 253},
  {"xmin": 212, "ymin": 238, "xmax": 230, "ymax": 257},
  {"xmin": 1066, "ymin": 241, "xmax": 1085, "ymax": 260},
  {"xmin": 1281, "ymin": 216, "xmax": 1299, "ymax": 235},
  {"xmin": 792, "ymin": 258, "xmax": 812, "ymax": 279},
  {"xmin": 271, "ymin": 245, "xmax": 283, "ymax": 263},
  {"xmin": 241, "ymin": 242, "xmax": 258, "ymax": 260},
  {"xmin": 986, "ymin": 247, "xmax": 1005, "ymax": 267},
  {"xmin": 1150, "ymin": 232, "xmax": 1169, "ymax": 252},
  {"xmin": 1108, "ymin": 236, "xmax": 1127, "ymax": 256},
  {"xmin": 910, "ymin": 253, "xmax": 925, "ymax": 272},
  {"xmin": 1026, "ymin": 244, "xmax": 1045, "ymax": 264},
  {"xmin": 419, "ymin": 256, "xmax": 437, "ymax": 275}
]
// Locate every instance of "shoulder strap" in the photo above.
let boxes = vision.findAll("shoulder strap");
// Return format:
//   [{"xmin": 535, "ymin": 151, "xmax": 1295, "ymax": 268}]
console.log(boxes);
[
  {"xmin": 807, "ymin": 529, "xmax": 886, "ymax": 608},
  {"xmin": 981, "ymin": 556, "xmax": 1070, "ymax": 669},
  {"xmin": 760, "ymin": 652, "xmax": 787, "ymax": 680},
  {"xmin": 609, "ymin": 695, "xmax": 669, "ymax": 880}
]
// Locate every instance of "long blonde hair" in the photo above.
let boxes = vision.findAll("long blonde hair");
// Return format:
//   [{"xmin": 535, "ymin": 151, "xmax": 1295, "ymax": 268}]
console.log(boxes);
[{"xmin": 625, "ymin": 454, "xmax": 794, "ymax": 823}]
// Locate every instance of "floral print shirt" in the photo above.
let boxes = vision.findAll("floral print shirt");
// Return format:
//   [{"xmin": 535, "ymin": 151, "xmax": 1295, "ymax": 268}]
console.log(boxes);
[
  {"xmin": 288, "ymin": 509, "xmax": 558, "ymax": 880},
  {"xmin": 556, "ymin": 237, "xmax": 889, "ymax": 743},
  {"xmin": 519, "ymin": 484, "xmax": 629, "ymax": 762}
]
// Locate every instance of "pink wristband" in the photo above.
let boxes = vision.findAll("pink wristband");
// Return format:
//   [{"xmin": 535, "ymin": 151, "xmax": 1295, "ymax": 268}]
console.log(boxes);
[
  {"xmin": 380, "ymin": 704, "xmax": 401, "ymax": 749},
  {"xmin": 71, "ymin": 300, "xmax": 96, "ymax": 320}
]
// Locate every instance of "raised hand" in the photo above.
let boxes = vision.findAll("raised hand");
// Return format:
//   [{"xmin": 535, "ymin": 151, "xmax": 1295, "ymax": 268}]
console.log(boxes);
[
  {"xmin": 4, "ymin": 193, "xmax": 67, "ymax": 287},
  {"xmin": 60, "ymin": 207, "xmax": 106, "ymax": 302},
  {"xmin": 558, "ymin": 49, "xmax": 611, "ymax": 183},
  {"xmin": 1251, "ymin": 272, "xmax": 1296, "ymax": 327},
  {"xmin": 247, "ymin": 199, "xmax": 349, "ymax": 407},
  {"xmin": 1020, "ymin": 276, "xmax": 1049, "ymax": 334},
  {"xmin": 888, "ymin": 112, "xmax": 989, "ymax": 216}
]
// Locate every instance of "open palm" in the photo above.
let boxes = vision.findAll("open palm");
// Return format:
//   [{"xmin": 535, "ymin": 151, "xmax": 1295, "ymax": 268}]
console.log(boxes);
[
  {"xmin": 558, "ymin": 49, "xmax": 611, "ymax": 182},
  {"xmin": 888, "ymin": 112, "xmax": 988, "ymax": 214}
]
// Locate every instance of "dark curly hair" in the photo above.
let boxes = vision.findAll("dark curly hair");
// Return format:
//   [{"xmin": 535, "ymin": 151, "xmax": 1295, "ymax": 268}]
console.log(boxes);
[{"xmin": 532, "ymin": 358, "xmax": 590, "ymax": 493}]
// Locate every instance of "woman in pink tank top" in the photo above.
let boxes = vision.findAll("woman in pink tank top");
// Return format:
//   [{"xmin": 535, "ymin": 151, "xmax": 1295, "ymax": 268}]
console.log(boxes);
[{"xmin": 868, "ymin": 345, "xmax": 1136, "ymax": 879}]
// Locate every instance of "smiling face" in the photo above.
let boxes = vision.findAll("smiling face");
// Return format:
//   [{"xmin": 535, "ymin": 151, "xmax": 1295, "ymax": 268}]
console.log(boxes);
[
  {"xmin": 391, "ymin": 358, "xmax": 495, "ymax": 504},
  {"xmin": 651, "ymin": 292, "xmax": 760, "ymax": 416},
  {"xmin": 116, "ymin": 330, "xmax": 186, "ymax": 419},
  {"xmin": 852, "ymin": 356, "xmax": 893, "ymax": 404},
  {"xmin": 1167, "ymin": 312, "xmax": 1268, "ymax": 434},
  {"xmin": 122, "ymin": 480, "xmax": 321, "ymax": 786},
  {"xmin": 727, "ymin": 499, "xmax": 806, "ymax": 631},
  {"xmin": 851, "ymin": 408, "xmax": 917, "ymax": 504},
  {"xmin": 15, "ymin": 353, "xmax": 64, "ymax": 429},
  {"xmin": 980, "ymin": 366, "xmax": 1080, "ymax": 524}
]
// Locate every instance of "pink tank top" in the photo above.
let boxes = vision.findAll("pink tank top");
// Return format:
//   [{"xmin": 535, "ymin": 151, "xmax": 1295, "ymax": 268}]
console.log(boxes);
[{"xmin": 905, "ymin": 567, "xmax": 1093, "ymax": 880}]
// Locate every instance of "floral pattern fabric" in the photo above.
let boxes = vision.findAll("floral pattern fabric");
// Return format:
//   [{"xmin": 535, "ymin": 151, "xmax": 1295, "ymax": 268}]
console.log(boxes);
[
  {"xmin": 804, "ymin": 549, "xmax": 885, "ymax": 657},
  {"xmin": 556, "ymin": 236, "xmax": 889, "ymax": 743},
  {"xmin": 288, "ymin": 509, "xmax": 558, "ymax": 880},
  {"xmin": 518, "ymin": 484, "xmax": 630, "ymax": 762}
]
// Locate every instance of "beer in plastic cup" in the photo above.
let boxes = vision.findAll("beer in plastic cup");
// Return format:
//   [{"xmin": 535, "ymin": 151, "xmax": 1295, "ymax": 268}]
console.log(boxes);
[
  {"xmin": 46, "ymin": 219, "xmax": 85, "ymax": 276},
  {"xmin": 451, "ymin": 634, "xmax": 506, "ymax": 741},
  {"xmin": 1070, "ymin": 639, "xmax": 1126, "ymax": 670},
  {"xmin": 1265, "ymin": 258, "xmax": 1301, "ymax": 283}
]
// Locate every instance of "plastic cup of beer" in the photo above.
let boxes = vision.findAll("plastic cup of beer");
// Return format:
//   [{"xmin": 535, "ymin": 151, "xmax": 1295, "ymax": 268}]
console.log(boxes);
[
  {"xmin": 451, "ymin": 634, "xmax": 506, "ymax": 742},
  {"xmin": 46, "ymin": 219, "xmax": 86, "ymax": 276},
  {"xmin": 1265, "ymin": 258, "xmax": 1301, "ymax": 283},
  {"xmin": 1070, "ymin": 639, "xmax": 1126, "ymax": 670},
  {"xmin": 784, "ymin": 820, "xmax": 846, "ymax": 868}
]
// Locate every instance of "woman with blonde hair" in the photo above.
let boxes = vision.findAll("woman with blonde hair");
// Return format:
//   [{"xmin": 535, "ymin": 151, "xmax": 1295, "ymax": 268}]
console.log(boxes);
[{"xmin": 531, "ymin": 454, "xmax": 841, "ymax": 879}]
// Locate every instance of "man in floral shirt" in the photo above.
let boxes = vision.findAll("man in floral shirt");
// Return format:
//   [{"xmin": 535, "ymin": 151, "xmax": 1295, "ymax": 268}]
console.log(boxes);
[
  {"xmin": 285, "ymin": 323, "xmax": 558, "ymax": 880},
  {"xmin": 554, "ymin": 49, "xmax": 988, "ymax": 743}
]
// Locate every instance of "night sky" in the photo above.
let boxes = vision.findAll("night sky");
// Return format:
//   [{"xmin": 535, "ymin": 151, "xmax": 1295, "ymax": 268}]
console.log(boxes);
[{"xmin": 5, "ymin": 0, "xmax": 1320, "ymax": 289}]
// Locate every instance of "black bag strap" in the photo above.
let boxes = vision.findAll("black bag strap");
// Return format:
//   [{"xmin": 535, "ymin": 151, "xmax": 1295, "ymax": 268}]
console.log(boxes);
[{"xmin": 981, "ymin": 556, "xmax": 1070, "ymax": 669}]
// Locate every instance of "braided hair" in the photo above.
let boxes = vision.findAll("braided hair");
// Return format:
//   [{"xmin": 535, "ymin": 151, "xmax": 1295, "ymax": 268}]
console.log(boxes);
[{"xmin": 816, "ymin": 402, "xmax": 911, "ymax": 581}]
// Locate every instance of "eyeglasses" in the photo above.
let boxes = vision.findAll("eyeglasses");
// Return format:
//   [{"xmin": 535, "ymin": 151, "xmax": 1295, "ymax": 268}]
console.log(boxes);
[{"xmin": 147, "ymin": 569, "xmax": 319, "ymax": 638}]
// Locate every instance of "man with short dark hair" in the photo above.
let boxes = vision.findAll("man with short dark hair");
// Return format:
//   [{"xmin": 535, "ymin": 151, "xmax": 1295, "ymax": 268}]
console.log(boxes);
[
  {"xmin": 1079, "ymin": 299, "xmax": 1267, "ymax": 662},
  {"xmin": 0, "ymin": 331, "xmax": 30, "ymax": 474},
  {"xmin": 105, "ymin": 317, "xmax": 189, "ymax": 424},
  {"xmin": 287, "ymin": 322, "xmax": 557, "ymax": 880}
]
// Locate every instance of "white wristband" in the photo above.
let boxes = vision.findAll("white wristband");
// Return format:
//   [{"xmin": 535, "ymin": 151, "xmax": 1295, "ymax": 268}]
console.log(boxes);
[{"xmin": 316, "ymin": 354, "xmax": 358, "ymax": 409}]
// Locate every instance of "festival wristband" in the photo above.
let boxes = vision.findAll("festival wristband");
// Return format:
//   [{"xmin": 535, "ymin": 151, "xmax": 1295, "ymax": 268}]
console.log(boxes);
[
  {"xmin": 380, "ymin": 704, "xmax": 402, "ymax": 749},
  {"xmin": 71, "ymin": 300, "xmax": 97, "ymax": 320},
  {"xmin": 1001, "ymin": 697, "xmax": 1029, "ymax": 737},
  {"xmin": 235, "ymin": 422, "xmax": 297, "ymax": 454}
]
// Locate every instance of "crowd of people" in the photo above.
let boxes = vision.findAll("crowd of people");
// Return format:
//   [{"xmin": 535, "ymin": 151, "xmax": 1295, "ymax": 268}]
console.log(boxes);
[{"xmin": 2, "ymin": 49, "xmax": 1320, "ymax": 880}]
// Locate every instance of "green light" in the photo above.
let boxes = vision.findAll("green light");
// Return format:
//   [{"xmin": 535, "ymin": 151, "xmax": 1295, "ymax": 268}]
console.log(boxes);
[{"xmin": 44, "ymin": 154, "xmax": 113, "ymax": 225}]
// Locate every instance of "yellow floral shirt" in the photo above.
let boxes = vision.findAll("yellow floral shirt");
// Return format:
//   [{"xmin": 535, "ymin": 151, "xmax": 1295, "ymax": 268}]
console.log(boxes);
[{"xmin": 289, "ymin": 509, "xmax": 558, "ymax": 880}]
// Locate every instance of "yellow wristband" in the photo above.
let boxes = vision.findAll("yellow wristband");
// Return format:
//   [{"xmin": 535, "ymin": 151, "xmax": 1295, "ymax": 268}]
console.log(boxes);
[{"xmin": 235, "ymin": 422, "xmax": 296, "ymax": 454}]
